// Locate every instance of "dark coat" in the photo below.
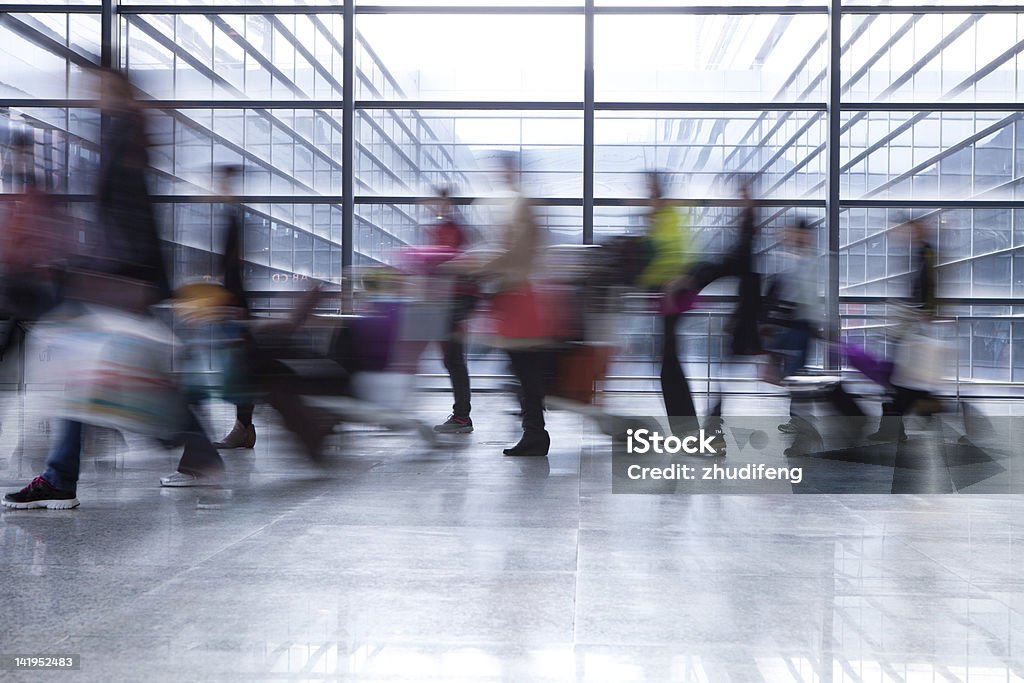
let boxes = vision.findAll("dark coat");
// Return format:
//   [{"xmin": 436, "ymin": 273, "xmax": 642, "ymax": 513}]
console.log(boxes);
[
  {"xmin": 220, "ymin": 203, "xmax": 249, "ymax": 314},
  {"xmin": 688, "ymin": 206, "xmax": 764, "ymax": 356},
  {"xmin": 95, "ymin": 109, "xmax": 170, "ymax": 301}
]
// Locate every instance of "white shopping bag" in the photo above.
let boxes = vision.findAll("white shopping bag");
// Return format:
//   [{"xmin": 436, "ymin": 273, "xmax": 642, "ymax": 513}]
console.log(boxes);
[
  {"xmin": 350, "ymin": 371, "xmax": 416, "ymax": 412},
  {"xmin": 36, "ymin": 305, "xmax": 185, "ymax": 436},
  {"xmin": 889, "ymin": 322, "xmax": 951, "ymax": 392}
]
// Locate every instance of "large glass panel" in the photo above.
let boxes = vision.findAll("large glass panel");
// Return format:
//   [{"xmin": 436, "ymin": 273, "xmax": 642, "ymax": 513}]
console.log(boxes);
[
  {"xmin": 355, "ymin": 14, "xmax": 583, "ymax": 101},
  {"xmin": 597, "ymin": 204, "xmax": 827, "ymax": 382},
  {"xmin": 1, "ymin": 107, "xmax": 101, "ymax": 194},
  {"xmin": 595, "ymin": 14, "xmax": 828, "ymax": 103},
  {"xmin": 840, "ymin": 207, "xmax": 1024, "ymax": 300},
  {"xmin": 354, "ymin": 202, "xmax": 581, "ymax": 266},
  {"xmin": 841, "ymin": 13, "xmax": 1024, "ymax": 102},
  {"xmin": 841, "ymin": 302, "xmax": 1024, "ymax": 390},
  {"xmin": 354, "ymin": 109, "xmax": 582, "ymax": 198},
  {"xmin": 595, "ymin": 204, "xmax": 825, "ymax": 267},
  {"xmin": 841, "ymin": 111, "xmax": 1022, "ymax": 200},
  {"xmin": 595, "ymin": 111, "xmax": 826, "ymax": 200},
  {"xmin": 158, "ymin": 201, "xmax": 342, "ymax": 290},
  {"xmin": 123, "ymin": 14, "xmax": 345, "ymax": 101},
  {"xmin": 0, "ymin": 14, "xmax": 102, "ymax": 99},
  {"xmin": 146, "ymin": 108, "xmax": 344, "ymax": 196}
]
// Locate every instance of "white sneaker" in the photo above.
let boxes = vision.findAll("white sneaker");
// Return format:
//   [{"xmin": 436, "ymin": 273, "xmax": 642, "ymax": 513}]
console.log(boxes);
[{"xmin": 160, "ymin": 471, "xmax": 223, "ymax": 488}]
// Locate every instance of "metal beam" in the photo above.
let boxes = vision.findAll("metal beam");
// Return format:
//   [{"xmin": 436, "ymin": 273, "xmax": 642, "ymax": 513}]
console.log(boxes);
[
  {"xmin": 101, "ymin": 0, "xmax": 118, "ymax": 69},
  {"xmin": 0, "ymin": 99, "xmax": 99, "ymax": 108},
  {"xmin": 583, "ymin": 0, "xmax": 594, "ymax": 245},
  {"xmin": 16, "ymin": 98, "xmax": 1024, "ymax": 112},
  {"xmin": 38, "ymin": 194, "xmax": 1024, "ymax": 212},
  {"xmin": 113, "ymin": 4, "xmax": 846, "ymax": 15},
  {"xmin": 840, "ymin": 296, "xmax": 1024, "ymax": 306},
  {"xmin": 595, "ymin": 102, "xmax": 826, "ymax": 112},
  {"xmin": 342, "ymin": 0, "xmax": 355, "ymax": 306},
  {"xmin": 841, "ymin": 4, "xmax": 1024, "ymax": 13},
  {"xmin": 842, "ymin": 199, "xmax": 1024, "ymax": 209},
  {"xmin": 356, "ymin": 100, "xmax": 584, "ymax": 111},
  {"xmin": 592, "ymin": 5, "xmax": 827, "ymax": 14},
  {"xmin": 357, "ymin": 4, "xmax": 584, "ymax": 14},
  {"xmin": 843, "ymin": 102, "xmax": 1024, "ymax": 112},
  {"xmin": 825, "ymin": 0, "xmax": 842, "ymax": 370},
  {"xmin": 0, "ymin": 4, "xmax": 100, "ymax": 12},
  {"xmin": 0, "ymin": 99, "xmax": 839, "ymax": 112},
  {"xmin": 121, "ymin": 4, "xmax": 582, "ymax": 14}
]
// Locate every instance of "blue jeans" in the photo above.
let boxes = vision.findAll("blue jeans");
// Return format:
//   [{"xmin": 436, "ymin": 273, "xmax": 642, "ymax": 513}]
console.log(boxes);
[
  {"xmin": 41, "ymin": 409, "xmax": 223, "ymax": 493},
  {"xmin": 774, "ymin": 323, "xmax": 812, "ymax": 377},
  {"xmin": 42, "ymin": 420, "xmax": 83, "ymax": 493}
]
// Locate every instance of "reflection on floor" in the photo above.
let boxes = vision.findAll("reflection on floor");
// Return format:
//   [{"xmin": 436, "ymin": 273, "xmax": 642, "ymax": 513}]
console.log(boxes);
[{"xmin": 1, "ymin": 391, "xmax": 1023, "ymax": 682}]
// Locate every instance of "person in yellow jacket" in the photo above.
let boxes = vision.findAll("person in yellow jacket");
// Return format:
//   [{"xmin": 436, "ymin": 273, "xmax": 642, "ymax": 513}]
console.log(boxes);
[{"xmin": 640, "ymin": 171, "xmax": 697, "ymax": 436}]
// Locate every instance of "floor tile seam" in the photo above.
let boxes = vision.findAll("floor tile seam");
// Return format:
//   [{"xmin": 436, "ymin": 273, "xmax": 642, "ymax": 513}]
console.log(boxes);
[
  {"xmin": 828, "ymin": 534, "xmax": 952, "ymax": 567},
  {"xmin": 181, "ymin": 506, "xmax": 334, "ymax": 570},
  {"xmin": 898, "ymin": 538, "xmax": 993, "ymax": 585},
  {"xmin": 97, "ymin": 503, "xmax": 331, "ymax": 604},
  {"xmin": 26, "ymin": 503, "xmax": 340, "ymax": 652}
]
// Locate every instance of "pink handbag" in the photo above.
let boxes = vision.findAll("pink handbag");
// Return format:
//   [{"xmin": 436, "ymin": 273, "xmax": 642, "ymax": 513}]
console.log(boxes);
[{"xmin": 660, "ymin": 288, "xmax": 698, "ymax": 315}]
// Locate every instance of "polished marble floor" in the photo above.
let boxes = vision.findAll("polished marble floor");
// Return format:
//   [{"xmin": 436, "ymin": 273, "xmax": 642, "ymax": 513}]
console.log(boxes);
[{"xmin": 1, "ymin": 390, "xmax": 1024, "ymax": 682}]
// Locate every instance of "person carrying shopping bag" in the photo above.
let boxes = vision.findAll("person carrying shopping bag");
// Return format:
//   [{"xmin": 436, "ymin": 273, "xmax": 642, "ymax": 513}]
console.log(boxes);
[
  {"xmin": 462, "ymin": 154, "xmax": 562, "ymax": 457},
  {"xmin": 3, "ymin": 68, "xmax": 225, "ymax": 508}
]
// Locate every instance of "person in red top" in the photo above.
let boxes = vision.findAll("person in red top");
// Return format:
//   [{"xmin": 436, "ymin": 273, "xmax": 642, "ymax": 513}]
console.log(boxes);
[
  {"xmin": 429, "ymin": 192, "xmax": 466, "ymax": 252},
  {"xmin": 428, "ymin": 187, "xmax": 478, "ymax": 434}
]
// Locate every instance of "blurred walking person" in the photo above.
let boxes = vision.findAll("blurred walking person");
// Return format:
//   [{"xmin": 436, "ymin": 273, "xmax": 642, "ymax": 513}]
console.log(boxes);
[
  {"xmin": 92, "ymin": 70, "xmax": 170, "ymax": 298},
  {"xmin": 475, "ymin": 154, "xmax": 554, "ymax": 457},
  {"xmin": 0, "ymin": 130, "xmax": 69, "ymax": 344},
  {"xmin": 3, "ymin": 69, "xmax": 224, "ymax": 508},
  {"xmin": 867, "ymin": 217, "xmax": 938, "ymax": 442},
  {"xmin": 763, "ymin": 218, "xmax": 824, "ymax": 432},
  {"xmin": 210, "ymin": 164, "xmax": 257, "ymax": 450},
  {"xmin": 427, "ymin": 187, "xmax": 478, "ymax": 434},
  {"xmin": 638, "ymin": 171, "xmax": 698, "ymax": 436},
  {"xmin": 684, "ymin": 178, "xmax": 765, "ymax": 453}
]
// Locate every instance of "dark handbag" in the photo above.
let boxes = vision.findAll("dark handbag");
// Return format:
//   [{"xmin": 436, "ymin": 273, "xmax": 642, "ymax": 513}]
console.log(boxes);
[
  {"xmin": 0, "ymin": 270, "xmax": 61, "ymax": 321},
  {"xmin": 760, "ymin": 273, "xmax": 798, "ymax": 329},
  {"xmin": 62, "ymin": 269, "xmax": 161, "ymax": 314}
]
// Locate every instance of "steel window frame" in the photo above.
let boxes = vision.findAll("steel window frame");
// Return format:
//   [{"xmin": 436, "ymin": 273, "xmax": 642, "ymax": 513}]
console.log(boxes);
[{"xmin": 6, "ymin": 0, "xmax": 1024, "ymax": 333}]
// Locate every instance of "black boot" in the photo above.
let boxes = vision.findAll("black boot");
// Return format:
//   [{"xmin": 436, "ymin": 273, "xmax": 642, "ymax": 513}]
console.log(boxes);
[
  {"xmin": 866, "ymin": 401, "xmax": 907, "ymax": 442},
  {"xmin": 503, "ymin": 430, "xmax": 550, "ymax": 457},
  {"xmin": 213, "ymin": 420, "xmax": 256, "ymax": 449}
]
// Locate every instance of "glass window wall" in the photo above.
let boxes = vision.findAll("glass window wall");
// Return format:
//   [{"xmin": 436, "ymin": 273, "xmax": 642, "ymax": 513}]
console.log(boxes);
[{"xmin": 3, "ymin": 1, "xmax": 1022, "ymax": 389}]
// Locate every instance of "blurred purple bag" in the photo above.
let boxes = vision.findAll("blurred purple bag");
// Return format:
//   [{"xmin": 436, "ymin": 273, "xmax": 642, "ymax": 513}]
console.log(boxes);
[
  {"xmin": 843, "ymin": 342, "xmax": 892, "ymax": 387},
  {"xmin": 351, "ymin": 301, "xmax": 401, "ymax": 372},
  {"xmin": 660, "ymin": 288, "xmax": 698, "ymax": 316}
]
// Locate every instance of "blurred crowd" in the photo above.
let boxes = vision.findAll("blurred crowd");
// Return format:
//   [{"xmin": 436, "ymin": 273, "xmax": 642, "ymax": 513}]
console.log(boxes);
[{"xmin": 1, "ymin": 69, "xmax": 963, "ymax": 509}]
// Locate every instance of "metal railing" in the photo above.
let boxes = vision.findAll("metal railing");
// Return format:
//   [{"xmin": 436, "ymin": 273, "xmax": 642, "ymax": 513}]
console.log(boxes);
[{"xmin": 4, "ymin": 298, "xmax": 1022, "ymax": 399}]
